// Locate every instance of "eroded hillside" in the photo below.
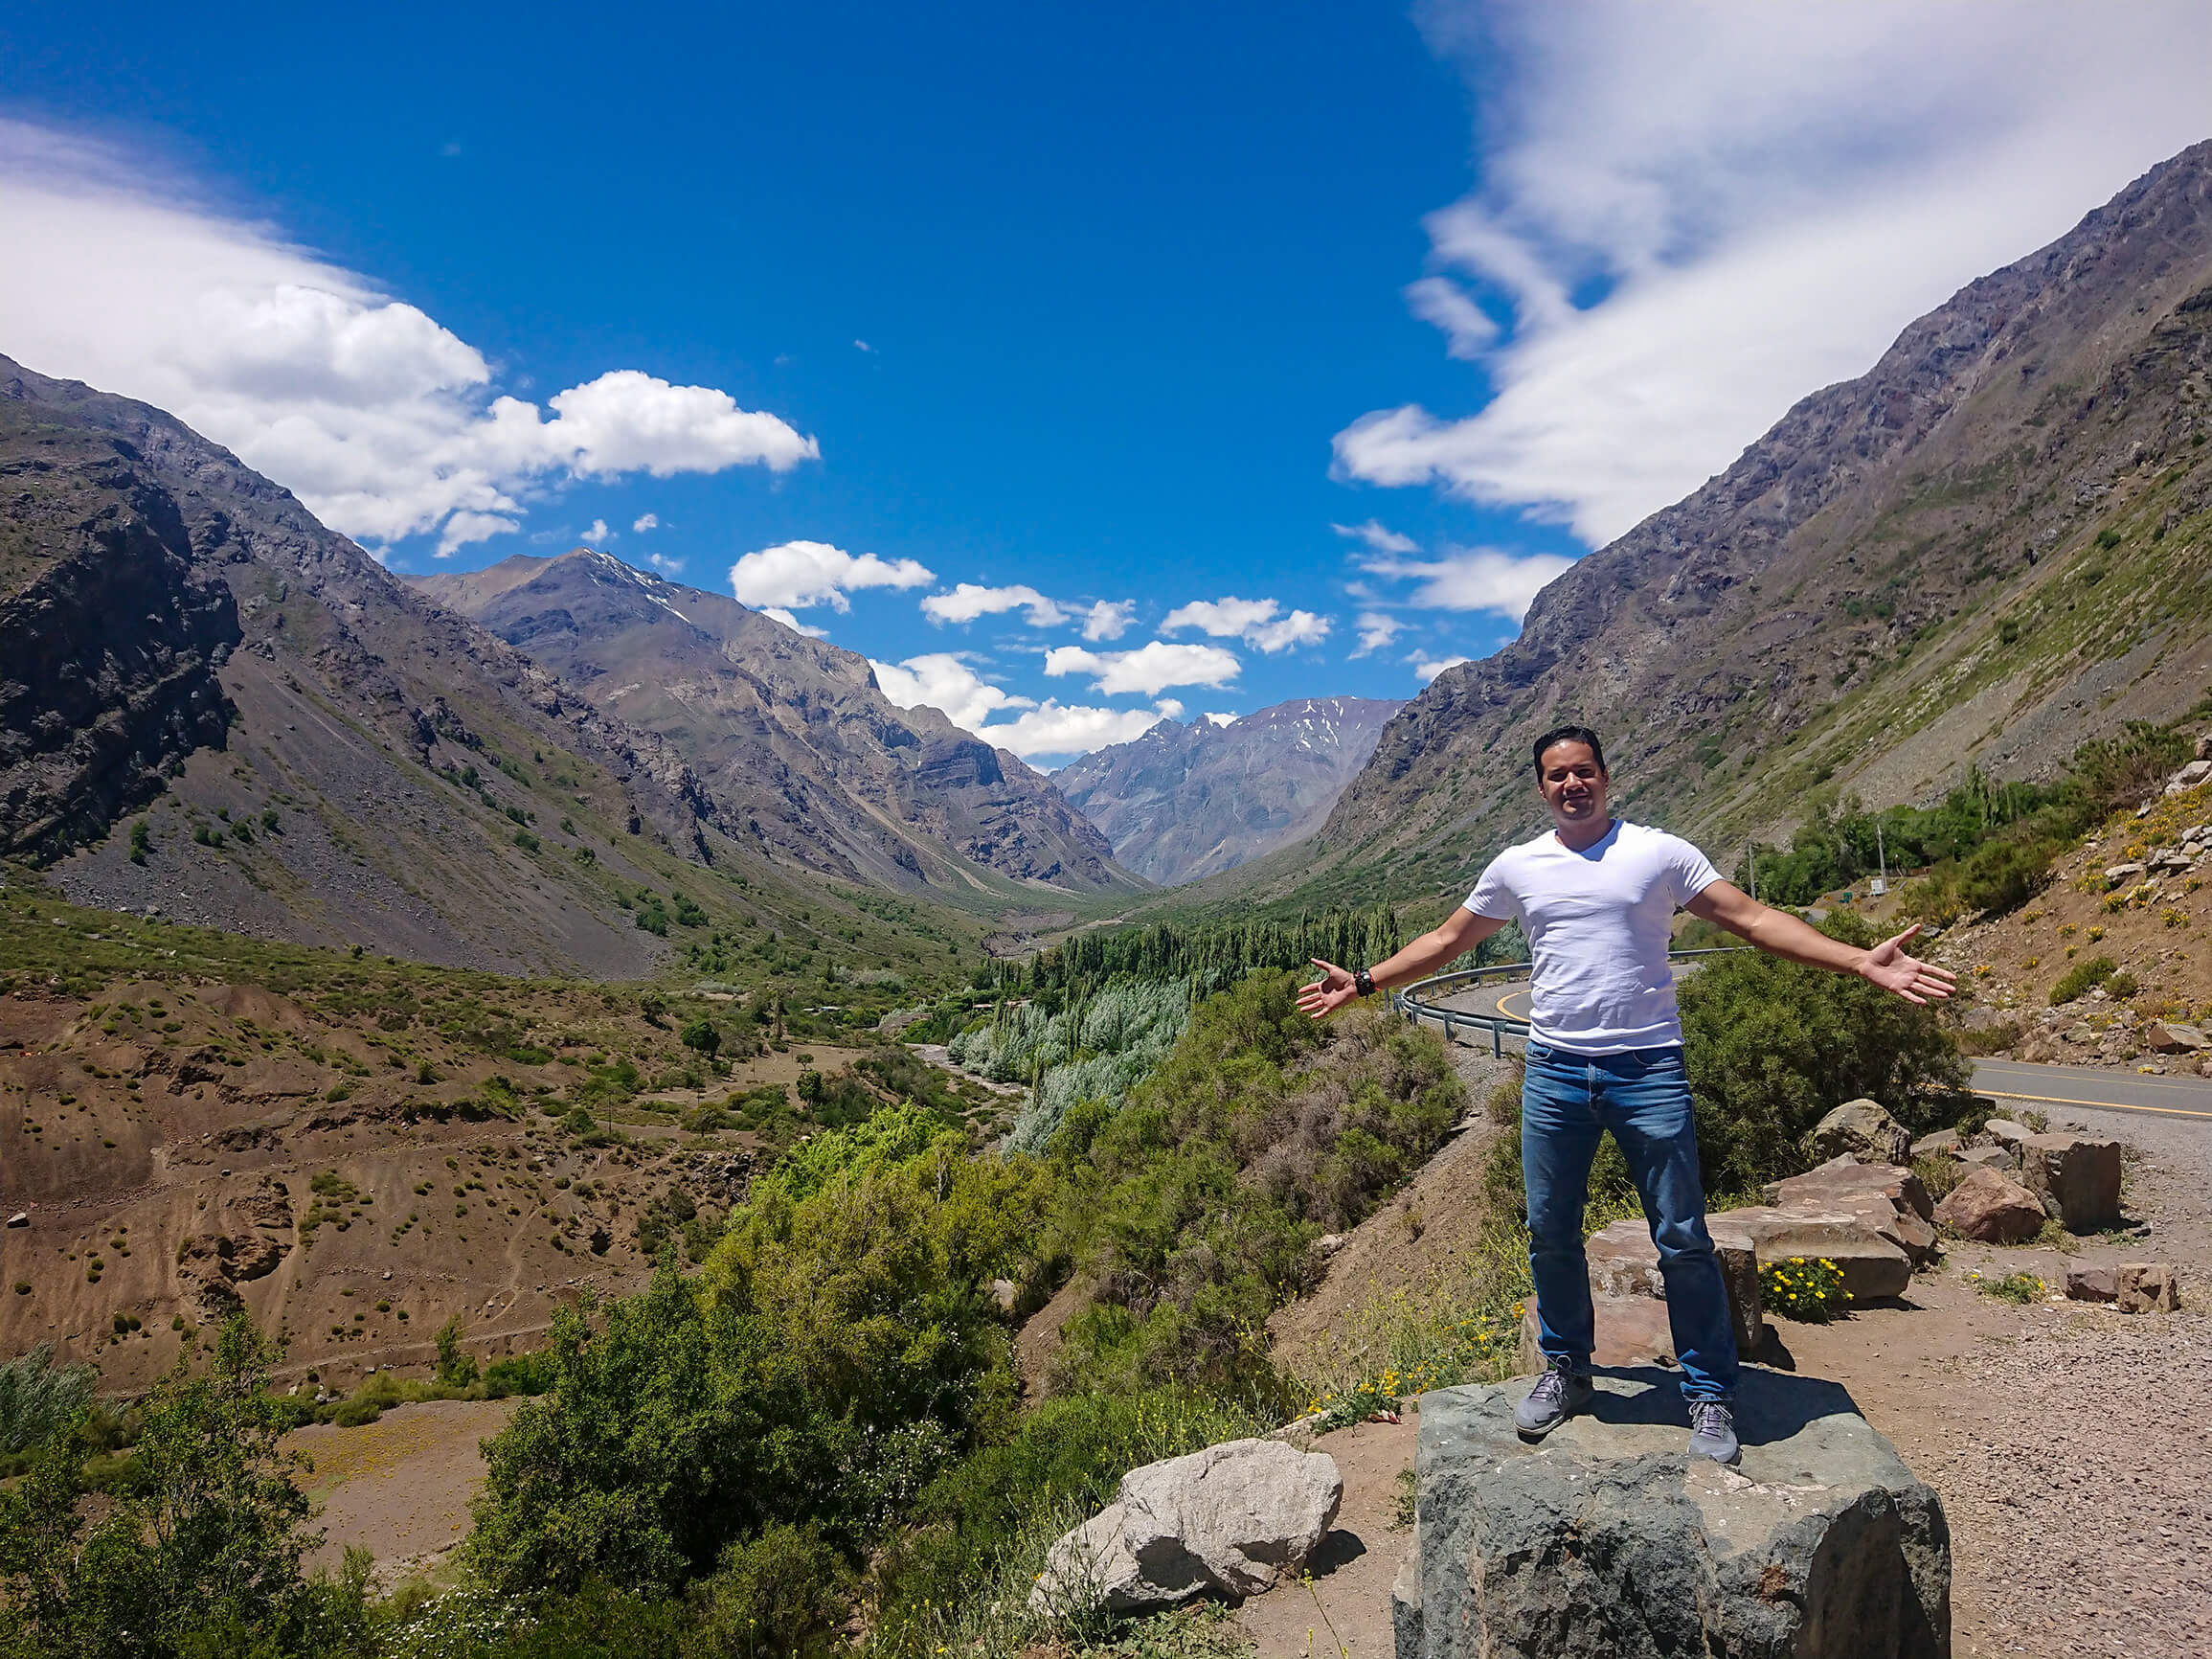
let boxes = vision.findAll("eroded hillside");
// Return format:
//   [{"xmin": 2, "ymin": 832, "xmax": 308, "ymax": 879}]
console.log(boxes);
[
  {"xmin": 0, "ymin": 892, "xmax": 1011, "ymax": 1396},
  {"xmin": 1278, "ymin": 140, "xmax": 2212, "ymax": 911}
]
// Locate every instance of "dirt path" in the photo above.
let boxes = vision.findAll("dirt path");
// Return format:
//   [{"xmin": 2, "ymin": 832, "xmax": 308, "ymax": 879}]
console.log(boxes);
[
  {"xmin": 285, "ymin": 1398, "xmax": 517, "ymax": 1578},
  {"xmin": 1231, "ymin": 1415, "xmax": 1414, "ymax": 1659}
]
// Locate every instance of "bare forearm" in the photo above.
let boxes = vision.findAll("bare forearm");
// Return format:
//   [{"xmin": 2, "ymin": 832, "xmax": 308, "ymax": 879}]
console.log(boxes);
[
  {"xmin": 1367, "ymin": 924, "xmax": 1478, "ymax": 991},
  {"xmin": 1732, "ymin": 905, "xmax": 1869, "ymax": 978}
]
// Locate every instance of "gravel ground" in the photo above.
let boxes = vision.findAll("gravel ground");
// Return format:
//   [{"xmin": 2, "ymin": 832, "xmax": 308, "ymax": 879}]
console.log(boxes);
[{"xmin": 1922, "ymin": 1315, "xmax": 2212, "ymax": 1657}]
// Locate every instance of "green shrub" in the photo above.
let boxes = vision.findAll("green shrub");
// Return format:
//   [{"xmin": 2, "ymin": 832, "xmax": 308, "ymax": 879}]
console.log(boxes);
[
  {"xmin": 468, "ymin": 1122, "xmax": 1045, "ymax": 1596},
  {"xmin": 1973, "ymin": 1269, "xmax": 2045, "ymax": 1304},
  {"xmin": 2105, "ymin": 970, "xmax": 2140, "ymax": 1000},
  {"xmin": 2050, "ymin": 955, "xmax": 2117, "ymax": 1005},
  {"xmin": 1760, "ymin": 1256, "xmax": 1850, "ymax": 1322},
  {"xmin": 0, "ymin": 1316, "xmax": 369, "ymax": 1657},
  {"xmin": 483, "ymin": 1351, "xmax": 554, "ymax": 1399},
  {"xmin": 0, "ymin": 1344, "xmax": 96, "ymax": 1455},
  {"xmin": 1044, "ymin": 974, "xmax": 1462, "ymax": 1399},
  {"xmin": 436, "ymin": 1316, "xmax": 480, "ymax": 1390},
  {"xmin": 1677, "ymin": 914, "xmax": 1973, "ymax": 1193},
  {"xmin": 691, "ymin": 1523, "xmax": 847, "ymax": 1657}
]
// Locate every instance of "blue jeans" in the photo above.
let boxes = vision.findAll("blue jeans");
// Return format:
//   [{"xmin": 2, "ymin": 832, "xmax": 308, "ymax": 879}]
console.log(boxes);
[{"xmin": 1522, "ymin": 1041, "xmax": 1738, "ymax": 1401}]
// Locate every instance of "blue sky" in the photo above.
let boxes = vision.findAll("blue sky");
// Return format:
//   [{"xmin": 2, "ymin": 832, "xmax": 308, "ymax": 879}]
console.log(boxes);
[{"xmin": 7, "ymin": 3, "xmax": 2212, "ymax": 761}]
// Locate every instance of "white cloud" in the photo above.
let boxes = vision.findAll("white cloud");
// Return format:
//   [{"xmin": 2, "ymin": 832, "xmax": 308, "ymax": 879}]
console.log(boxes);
[
  {"xmin": 762, "ymin": 607, "xmax": 831, "ymax": 639},
  {"xmin": 920, "ymin": 582, "xmax": 1068, "ymax": 628},
  {"xmin": 728, "ymin": 539, "xmax": 934, "ymax": 611},
  {"xmin": 869, "ymin": 652, "xmax": 1037, "ymax": 732},
  {"xmin": 1337, "ymin": 2, "xmax": 2212, "ymax": 546},
  {"xmin": 1331, "ymin": 520, "xmax": 1419, "ymax": 555},
  {"xmin": 1403, "ymin": 276, "xmax": 1498, "ymax": 359},
  {"xmin": 1082, "ymin": 600, "xmax": 1136, "ymax": 642},
  {"xmin": 1352, "ymin": 612, "xmax": 1403, "ymax": 656},
  {"xmin": 644, "ymin": 551, "xmax": 684, "ymax": 575},
  {"xmin": 584, "ymin": 518, "xmax": 612, "ymax": 543},
  {"xmin": 0, "ymin": 120, "xmax": 820, "ymax": 556},
  {"xmin": 1160, "ymin": 596, "xmax": 1331, "ymax": 653},
  {"xmin": 1360, "ymin": 548, "xmax": 1573, "ymax": 623},
  {"xmin": 980, "ymin": 699, "xmax": 1183, "ymax": 761},
  {"xmin": 1411, "ymin": 653, "xmax": 1471, "ymax": 684},
  {"xmin": 1043, "ymin": 641, "xmax": 1242, "ymax": 697},
  {"xmin": 854, "ymin": 339, "xmax": 874, "ymax": 352},
  {"xmin": 633, "ymin": 512, "xmax": 659, "ymax": 533}
]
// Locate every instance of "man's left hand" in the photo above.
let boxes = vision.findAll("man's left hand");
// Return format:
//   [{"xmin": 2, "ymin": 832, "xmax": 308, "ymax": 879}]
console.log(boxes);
[{"xmin": 1859, "ymin": 924, "xmax": 1957, "ymax": 1005}]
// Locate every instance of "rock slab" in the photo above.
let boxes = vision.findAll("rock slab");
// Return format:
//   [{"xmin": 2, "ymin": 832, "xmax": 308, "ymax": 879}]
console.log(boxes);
[
  {"xmin": 2017, "ymin": 1134, "xmax": 2123, "ymax": 1232},
  {"xmin": 1395, "ymin": 1373, "xmax": 1951, "ymax": 1659},
  {"xmin": 1030, "ymin": 1438, "xmax": 1343, "ymax": 1614},
  {"xmin": 1765, "ymin": 1157, "xmax": 1941, "ymax": 1267}
]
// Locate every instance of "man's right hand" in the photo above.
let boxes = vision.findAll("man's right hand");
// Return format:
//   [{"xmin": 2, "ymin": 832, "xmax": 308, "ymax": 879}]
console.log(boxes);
[{"xmin": 1298, "ymin": 958, "xmax": 1361, "ymax": 1020}]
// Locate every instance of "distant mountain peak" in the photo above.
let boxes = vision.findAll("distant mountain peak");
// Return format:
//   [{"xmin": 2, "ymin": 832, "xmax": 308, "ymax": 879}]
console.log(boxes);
[{"xmin": 1055, "ymin": 693, "xmax": 1402, "ymax": 886}]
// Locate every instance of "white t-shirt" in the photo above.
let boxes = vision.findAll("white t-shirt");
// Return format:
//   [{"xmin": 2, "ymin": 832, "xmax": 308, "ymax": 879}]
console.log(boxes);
[{"xmin": 1463, "ymin": 820, "xmax": 1724, "ymax": 1055}]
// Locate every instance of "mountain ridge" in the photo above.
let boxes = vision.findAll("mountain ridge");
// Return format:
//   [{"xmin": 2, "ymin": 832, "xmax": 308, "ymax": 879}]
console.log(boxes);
[
  {"xmin": 0, "ymin": 356, "xmax": 972, "ymax": 977},
  {"xmin": 410, "ymin": 550, "xmax": 1140, "ymax": 904},
  {"xmin": 1273, "ymin": 137, "xmax": 2212, "ymax": 910}
]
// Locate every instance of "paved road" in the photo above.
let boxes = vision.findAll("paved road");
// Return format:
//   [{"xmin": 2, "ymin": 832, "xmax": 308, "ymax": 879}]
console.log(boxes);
[{"xmin": 1422, "ymin": 980, "xmax": 2212, "ymax": 1124}]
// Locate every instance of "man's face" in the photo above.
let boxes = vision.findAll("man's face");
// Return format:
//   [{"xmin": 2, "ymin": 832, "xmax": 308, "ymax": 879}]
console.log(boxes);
[{"xmin": 1537, "ymin": 740, "xmax": 1608, "ymax": 826}]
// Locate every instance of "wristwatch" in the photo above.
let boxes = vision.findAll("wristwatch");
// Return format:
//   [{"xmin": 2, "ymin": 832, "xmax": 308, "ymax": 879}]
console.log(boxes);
[{"xmin": 1354, "ymin": 966, "xmax": 1376, "ymax": 998}]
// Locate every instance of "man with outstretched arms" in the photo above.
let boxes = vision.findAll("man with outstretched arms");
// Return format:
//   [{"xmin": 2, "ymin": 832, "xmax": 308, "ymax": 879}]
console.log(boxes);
[{"xmin": 1298, "ymin": 724, "xmax": 1952, "ymax": 1464}]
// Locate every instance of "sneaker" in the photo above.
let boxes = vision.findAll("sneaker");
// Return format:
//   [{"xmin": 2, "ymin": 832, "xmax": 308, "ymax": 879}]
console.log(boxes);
[
  {"xmin": 1513, "ymin": 1363, "xmax": 1592, "ymax": 1438},
  {"xmin": 1687, "ymin": 1399, "xmax": 1740, "ymax": 1465}
]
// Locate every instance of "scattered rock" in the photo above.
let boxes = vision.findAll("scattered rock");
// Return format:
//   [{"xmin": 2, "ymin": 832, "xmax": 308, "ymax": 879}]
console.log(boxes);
[
  {"xmin": 2017, "ymin": 1134, "xmax": 2123, "ymax": 1232},
  {"xmin": 2102, "ymin": 861, "xmax": 2148, "ymax": 890},
  {"xmin": 1396, "ymin": 1373, "xmax": 1951, "ymax": 1659},
  {"xmin": 989, "ymin": 1277, "xmax": 1017, "ymax": 1313},
  {"xmin": 2143, "ymin": 1020, "xmax": 2210, "ymax": 1054},
  {"xmin": 1982, "ymin": 1118, "xmax": 2032, "ymax": 1150},
  {"xmin": 1314, "ymin": 1232, "xmax": 1349, "ymax": 1259},
  {"xmin": 2065, "ymin": 1264, "xmax": 2119, "ymax": 1303},
  {"xmin": 1931, "ymin": 1167, "xmax": 2046, "ymax": 1244},
  {"xmin": 2117, "ymin": 1262, "xmax": 2182, "ymax": 1314},
  {"xmin": 1806, "ymin": 1099, "xmax": 1912, "ymax": 1166},
  {"xmin": 1030, "ymin": 1439, "xmax": 1343, "ymax": 1615},
  {"xmin": 1909, "ymin": 1129, "xmax": 1963, "ymax": 1159},
  {"xmin": 4, "ymin": 1212, "xmax": 26, "ymax": 1228},
  {"xmin": 1958, "ymin": 1145, "xmax": 2018, "ymax": 1173},
  {"xmin": 2162, "ymin": 759, "xmax": 2212, "ymax": 796}
]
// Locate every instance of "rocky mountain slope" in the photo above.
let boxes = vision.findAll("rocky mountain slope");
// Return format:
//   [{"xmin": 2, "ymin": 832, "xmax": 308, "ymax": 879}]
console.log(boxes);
[
  {"xmin": 0, "ymin": 355, "xmax": 970, "ymax": 977},
  {"xmin": 1291, "ymin": 139, "xmax": 2212, "ymax": 908},
  {"xmin": 410, "ymin": 551, "xmax": 1137, "ymax": 902},
  {"xmin": 1053, "ymin": 697, "xmax": 1401, "ymax": 885}
]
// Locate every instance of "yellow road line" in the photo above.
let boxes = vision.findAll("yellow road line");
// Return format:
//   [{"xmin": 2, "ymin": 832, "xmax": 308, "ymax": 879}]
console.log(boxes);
[{"xmin": 1975, "ymin": 1088, "xmax": 2212, "ymax": 1122}]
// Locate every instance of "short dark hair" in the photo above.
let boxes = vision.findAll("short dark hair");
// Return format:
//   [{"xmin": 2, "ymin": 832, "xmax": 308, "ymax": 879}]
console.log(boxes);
[{"xmin": 1532, "ymin": 724, "xmax": 1607, "ymax": 776}]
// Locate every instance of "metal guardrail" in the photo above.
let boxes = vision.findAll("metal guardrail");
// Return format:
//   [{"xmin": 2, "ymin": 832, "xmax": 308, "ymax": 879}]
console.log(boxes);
[{"xmin": 1394, "ymin": 948, "xmax": 1754, "ymax": 1056}]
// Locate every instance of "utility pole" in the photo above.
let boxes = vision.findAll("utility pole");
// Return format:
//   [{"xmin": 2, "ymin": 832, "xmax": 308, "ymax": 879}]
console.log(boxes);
[
  {"xmin": 1873, "ymin": 816, "xmax": 1889, "ymax": 898},
  {"xmin": 1746, "ymin": 837, "xmax": 1758, "ymax": 902}
]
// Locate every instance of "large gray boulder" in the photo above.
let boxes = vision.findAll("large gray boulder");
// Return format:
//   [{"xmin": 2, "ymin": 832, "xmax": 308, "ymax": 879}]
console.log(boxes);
[
  {"xmin": 1807, "ymin": 1099, "xmax": 1911, "ymax": 1166},
  {"xmin": 1029, "ymin": 1438, "xmax": 1343, "ymax": 1616},
  {"xmin": 1395, "ymin": 1373, "xmax": 1950, "ymax": 1659}
]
